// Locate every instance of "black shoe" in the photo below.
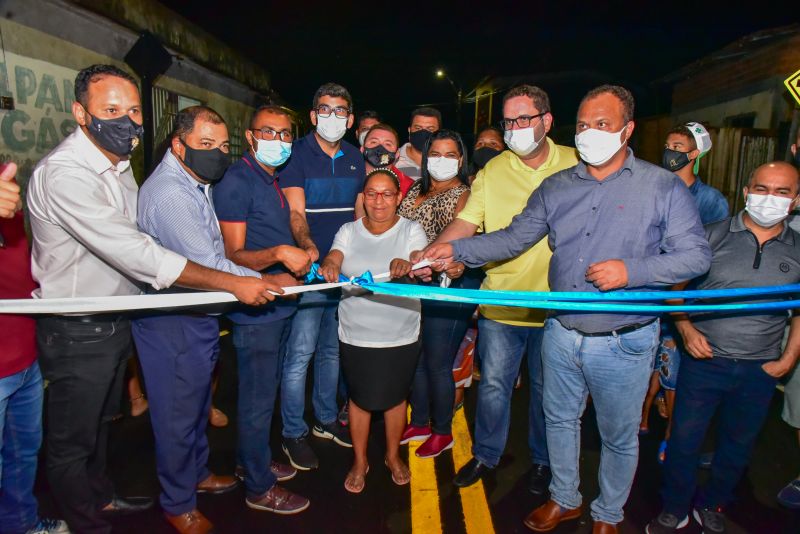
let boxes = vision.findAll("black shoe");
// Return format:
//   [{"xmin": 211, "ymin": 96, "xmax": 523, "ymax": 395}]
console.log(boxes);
[
  {"xmin": 528, "ymin": 463, "xmax": 552, "ymax": 495},
  {"xmin": 645, "ymin": 511, "xmax": 689, "ymax": 533},
  {"xmin": 99, "ymin": 495, "xmax": 154, "ymax": 516},
  {"xmin": 312, "ymin": 420, "xmax": 353, "ymax": 448},
  {"xmin": 693, "ymin": 507, "xmax": 726, "ymax": 534},
  {"xmin": 453, "ymin": 458, "xmax": 493, "ymax": 487},
  {"xmin": 282, "ymin": 436, "xmax": 319, "ymax": 471}
]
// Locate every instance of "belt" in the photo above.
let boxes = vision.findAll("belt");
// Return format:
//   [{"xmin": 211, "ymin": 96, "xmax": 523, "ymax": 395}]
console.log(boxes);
[
  {"xmin": 54, "ymin": 313, "xmax": 125, "ymax": 324},
  {"xmin": 574, "ymin": 317, "xmax": 658, "ymax": 337}
]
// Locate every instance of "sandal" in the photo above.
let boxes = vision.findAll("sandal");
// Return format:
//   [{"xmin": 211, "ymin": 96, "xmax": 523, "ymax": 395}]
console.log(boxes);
[
  {"xmin": 385, "ymin": 458, "xmax": 410, "ymax": 486},
  {"xmin": 344, "ymin": 465, "xmax": 369, "ymax": 494},
  {"xmin": 657, "ymin": 440, "xmax": 667, "ymax": 464}
]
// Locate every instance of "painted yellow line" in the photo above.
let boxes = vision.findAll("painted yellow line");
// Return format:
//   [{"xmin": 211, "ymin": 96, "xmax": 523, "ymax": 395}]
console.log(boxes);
[
  {"xmin": 452, "ymin": 408, "xmax": 495, "ymax": 534},
  {"xmin": 408, "ymin": 408, "xmax": 443, "ymax": 534}
]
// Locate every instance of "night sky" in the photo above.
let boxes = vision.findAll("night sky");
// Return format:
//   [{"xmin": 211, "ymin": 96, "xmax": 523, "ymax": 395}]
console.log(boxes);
[{"xmin": 161, "ymin": 0, "xmax": 794, "ymax": 141}]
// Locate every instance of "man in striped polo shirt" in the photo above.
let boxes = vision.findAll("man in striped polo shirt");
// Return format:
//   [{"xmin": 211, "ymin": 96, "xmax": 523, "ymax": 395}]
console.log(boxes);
[{"xmin": 280, "ymin": 83, "xmax": 366, "ymax": 469}]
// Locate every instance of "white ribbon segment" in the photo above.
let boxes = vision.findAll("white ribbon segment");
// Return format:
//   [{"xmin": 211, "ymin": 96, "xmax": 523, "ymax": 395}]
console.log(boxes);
[{"xmin": 0, "ymin": 261, "xmax": 433, "ymax": 315}]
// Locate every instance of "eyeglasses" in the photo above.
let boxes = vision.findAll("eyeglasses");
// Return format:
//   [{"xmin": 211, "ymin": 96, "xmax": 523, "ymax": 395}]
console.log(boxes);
[
  {"xmin": 315, "ymin": 104, "xmax": 351, "ymax": 119},
  {"xmin": 251, "ymin": 127, "xmax": 293, "ymax": 142},
  {"xmin": 499, "ymin": 112, "xmax": 546, "ymax": 131},
  {"xmin": 364, "ymin": 190, "xmax": 398, "ymax": 200}
]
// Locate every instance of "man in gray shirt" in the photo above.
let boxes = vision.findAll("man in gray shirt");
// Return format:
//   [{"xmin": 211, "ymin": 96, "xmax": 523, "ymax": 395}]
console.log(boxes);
[
  {"xmin": 647, "ymin": 161, "xmax": 800, "ymax": 534},
  {"xmin": 422, "ymin": 85, "xmax": 711, "ymax": 534}
]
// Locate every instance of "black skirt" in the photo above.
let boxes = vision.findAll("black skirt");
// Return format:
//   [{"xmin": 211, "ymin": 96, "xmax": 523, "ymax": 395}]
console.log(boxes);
[{"xmin": 340, "ymin": 339, "xmax": 421, "ymax": 411}]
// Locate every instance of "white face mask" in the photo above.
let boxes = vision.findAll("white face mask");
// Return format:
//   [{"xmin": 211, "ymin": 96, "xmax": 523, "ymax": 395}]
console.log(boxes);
[
  {"xmin": 358, "ymin": 130, "xmax": 368, "ymax": 146},
  {"xmin": 427, "ymin": 156, "xmax": 460, "ymax": 181},
  {"xmin": 575, "ymin": 126, "xmax": 628, "ymax": 166},
  {"xmin": 745, "ymin": 193, "xmax": 794, "ymax": 227},
  {"xmin": 316, "ymin": 114, "xmax": 348, "ymax": 143},
  {"xmin": 503, "ymin": 125, "xmax": 543, "ymax": 157}
]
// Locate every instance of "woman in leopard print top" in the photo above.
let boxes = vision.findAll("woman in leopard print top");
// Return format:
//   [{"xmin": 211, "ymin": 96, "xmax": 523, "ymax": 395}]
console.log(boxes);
[{"xmin": 398, "ymin": 130, "xmax": 481, "ymax": 458}]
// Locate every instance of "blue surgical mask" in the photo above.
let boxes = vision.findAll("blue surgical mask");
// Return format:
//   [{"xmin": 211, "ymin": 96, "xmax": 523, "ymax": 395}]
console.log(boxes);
[{"xmin": 254, "ymin": 138, "xmax": 292, "ymax": 167}]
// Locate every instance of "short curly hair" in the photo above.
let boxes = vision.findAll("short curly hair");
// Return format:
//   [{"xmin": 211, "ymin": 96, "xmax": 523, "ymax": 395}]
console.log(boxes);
[
  {"xmin": 580, "ymin": 85, "xmax": 635, "ymax": 123},
  {"xmin": 74, "ymin": 64, "xmax": 138, "ymax": 107}
]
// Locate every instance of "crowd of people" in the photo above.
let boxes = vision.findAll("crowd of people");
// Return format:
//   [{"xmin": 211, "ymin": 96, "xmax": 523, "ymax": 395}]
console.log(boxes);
[{"xmin": 1, "ymin": 63, "xmax": 800, "ymax": 534}]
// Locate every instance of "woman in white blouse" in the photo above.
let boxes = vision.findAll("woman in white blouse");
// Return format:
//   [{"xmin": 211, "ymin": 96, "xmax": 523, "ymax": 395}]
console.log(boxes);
[{"xmin": 319, "ymin": 169, "xmax": 428, "ymax": 494}]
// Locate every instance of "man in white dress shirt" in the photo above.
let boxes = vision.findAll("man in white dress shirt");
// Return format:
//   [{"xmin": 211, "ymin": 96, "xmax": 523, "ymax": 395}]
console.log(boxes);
[{"xmin": 26, "ymin": 64, "xmax": 281, "ymax": 534}]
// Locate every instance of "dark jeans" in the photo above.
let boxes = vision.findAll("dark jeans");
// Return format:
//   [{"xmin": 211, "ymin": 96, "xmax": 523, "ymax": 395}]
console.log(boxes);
[
  {"xmin": 662, "ymin": 355, "xmax": 778, "ymax": 517},
  {"xmin": 37, "ymin": 316, "xmax": 131, "ymax": 534},
  {"xmin": 132, "ymin": 314, "xmax": 218, "ymax": 515},
  {"xmin": 410, "ymin": 276, "xmax": 479, "ymax": 435},
  {"xmin": 234, "ymin": 319, "xmax": 291, "ymax": 497},
  {"xmin": 0, "ymin": 362, "xmax": 43, "ymax": 534}
]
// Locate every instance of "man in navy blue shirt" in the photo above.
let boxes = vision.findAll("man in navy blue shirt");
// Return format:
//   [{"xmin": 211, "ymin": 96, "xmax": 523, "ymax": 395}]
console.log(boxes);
[
  {"xmin": 214, "ymin": 105, "xmax": 311, "ymax": 515},
  {"xmin": 279, "ymin": 83, "xmax": 365, "ymax": 469}
]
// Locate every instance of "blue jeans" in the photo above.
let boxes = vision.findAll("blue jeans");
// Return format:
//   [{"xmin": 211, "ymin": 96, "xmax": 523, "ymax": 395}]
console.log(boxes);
[
  {"xmin": 0, "ymin": 362, "xmax": 43, "ymax": 534},
  {"xmin": 410, "ymin": 278, "xmax": 478, "ymax": 435},
  {"xmin": 132, "ymin": 315, "xmax": 218, "ymax": 515},
  {"xmin": 282, "ymin": 290, "xmax": 340, "ymax": 438},
  {"xmin": 234, "ymin": 319, "xmax": 290, "ymax": 497},
  {"xmin": 472, "ymin": 317, "xmax": 546, "ymax": 467},
  {"xmin": 662, "ymin": 355, "xmax": 778, "ymax": 517},
  {"xmin": 543, "ymin": 317, "xmax": 658, "ymax": 524}
]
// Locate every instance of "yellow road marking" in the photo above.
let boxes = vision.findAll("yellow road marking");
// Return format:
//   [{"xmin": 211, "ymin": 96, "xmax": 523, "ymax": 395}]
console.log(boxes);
[
  {"xmin": 408, "ymin": 409, "xmax": 443, "ymax": 534},
  {"xmin": 452, "ymin": 408, "xmax": 495, "ymax": 534},
  {"xmin": 407, "ymin": 406, "xmax": 495, "ymax": 534}
]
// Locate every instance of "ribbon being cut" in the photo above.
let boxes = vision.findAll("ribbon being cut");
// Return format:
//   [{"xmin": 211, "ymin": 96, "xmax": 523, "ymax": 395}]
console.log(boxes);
[{"xmin": 1, "ymin": 260, "xmax": 800, "ymax": 315}]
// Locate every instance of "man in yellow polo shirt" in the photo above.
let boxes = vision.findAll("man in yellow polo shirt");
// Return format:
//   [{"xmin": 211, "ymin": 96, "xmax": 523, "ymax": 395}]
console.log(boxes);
[{"xmin": 422, "ymin": 85, "xmax": 577, "ymax": 490}]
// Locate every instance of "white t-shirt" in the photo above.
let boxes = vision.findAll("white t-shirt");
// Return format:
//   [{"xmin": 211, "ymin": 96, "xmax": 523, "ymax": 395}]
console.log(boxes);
[
  {"xmin": 396, "ymin": 143, "xmax": 422, "ymax": 181},
  {"xmin": 332, "ymin": 216, "xmax": 428, "ymax": 348}
]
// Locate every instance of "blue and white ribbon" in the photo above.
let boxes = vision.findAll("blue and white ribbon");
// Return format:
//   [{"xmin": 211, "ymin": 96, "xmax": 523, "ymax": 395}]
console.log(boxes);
[{"xmin": 1, "ymin": 260, "xmax": 798, "ymax": 315}]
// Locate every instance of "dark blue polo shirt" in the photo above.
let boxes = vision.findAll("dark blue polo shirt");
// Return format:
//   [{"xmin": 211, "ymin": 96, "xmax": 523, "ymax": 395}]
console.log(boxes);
[
  {"xmin": 214, "ymin": 153, "xmax": 296, "ymax": 324},
  {"xmin": 280, "ymin": 132, "xmax": 366, "ymax": 257}
]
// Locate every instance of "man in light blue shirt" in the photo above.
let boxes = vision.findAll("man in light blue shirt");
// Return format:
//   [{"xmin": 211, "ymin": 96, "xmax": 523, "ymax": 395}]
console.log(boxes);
[{"xmin": 133, "ymin": 106, "xmax": 297, "ymax": 533}]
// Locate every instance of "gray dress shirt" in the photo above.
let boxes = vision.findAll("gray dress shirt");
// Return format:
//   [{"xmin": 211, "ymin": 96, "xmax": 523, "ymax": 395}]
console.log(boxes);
[{"xmin": 452, "ymin": 149, "xmax": 712, "ymax": 333}]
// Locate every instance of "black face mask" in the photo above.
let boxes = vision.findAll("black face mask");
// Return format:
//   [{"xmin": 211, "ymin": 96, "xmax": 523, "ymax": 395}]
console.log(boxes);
[
  {"xmin": 363, "ymin": 145, "xmax": 397, "ymax": 168},
  {"xmin": 472, "ymin": 147, "xmax": 502, "ymax": 170},
  {"xmin": 662, "ymin": 148, "xmax": 692, "ymax": 172},
  {"xmin": 180, "ymin": 141, "xmax": 230, "ymax": 184},
  {"xmin": 85, "ymin": 112, "xmax": 143, "ymax": 157},
  {"xmin": 409, "ymin": 129, "xmax": 432, "ymax": 152}
]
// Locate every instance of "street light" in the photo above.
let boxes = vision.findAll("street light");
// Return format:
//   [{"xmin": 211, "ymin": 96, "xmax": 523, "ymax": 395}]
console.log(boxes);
[{"xmin": 435, "ymin": 68, "xmax": 463, "ymax": 132}]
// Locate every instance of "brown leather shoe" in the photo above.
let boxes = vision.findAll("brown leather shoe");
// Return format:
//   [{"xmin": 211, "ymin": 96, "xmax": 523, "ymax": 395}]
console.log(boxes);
[
  {"xmin": 592, "ymin": 521, "xmax": 618, "ymax": 534},
  {"xmin": 164, "ymin": 509, "xmax": 214, "ymax": 534},
  {"xmin": 523, "ymin": 499, "xmax": 582, "ymax": 532},
  {"xmin": 196, "ymin": 474, "xmax": 238, "ymax": 495},
  {"xmin": 246, "ymin": 484, "xmax": 310, "ymax": 515}
]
